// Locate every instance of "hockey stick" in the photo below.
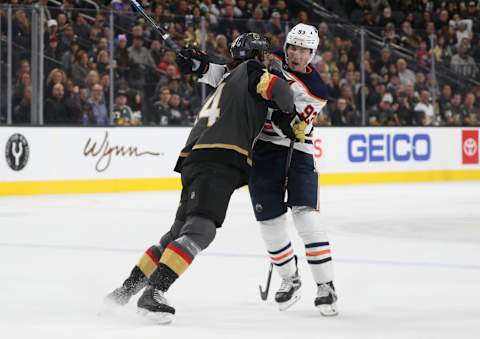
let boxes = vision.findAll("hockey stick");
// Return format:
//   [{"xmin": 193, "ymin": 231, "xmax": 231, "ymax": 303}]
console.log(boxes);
[
  {"xmin": 258, "ymin": 139, "xmax": 295, "ymax": 301},
  {"xmin": 129, "ymin": 0, "xmax": 179, "ymax": 51},
  {"xmin": 283, "ymin": 139, "xmax": 295, "ymax": 202},
  {"xmin": 259, "ymin": 262, "xmax": 273, "ymax": 301}
]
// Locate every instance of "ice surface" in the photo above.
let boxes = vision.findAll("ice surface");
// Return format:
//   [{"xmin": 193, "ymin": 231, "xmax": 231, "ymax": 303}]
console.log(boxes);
[{"xmin": 1, "ymin": 182, "xmax": 479, "ymax": 339}]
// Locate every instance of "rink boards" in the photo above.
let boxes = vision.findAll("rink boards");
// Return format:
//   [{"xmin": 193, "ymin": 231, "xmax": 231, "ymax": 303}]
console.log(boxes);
[{"xmin": 0, "ymin": 127, "xmax": 479, "ymax": 195}]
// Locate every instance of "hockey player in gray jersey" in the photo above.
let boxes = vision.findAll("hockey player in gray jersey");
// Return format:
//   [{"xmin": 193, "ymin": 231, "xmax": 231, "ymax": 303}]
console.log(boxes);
[
  {"xmin": 176, "ymin": 23, "xmax": 338, "ymax": 316},
  {"xmin": 105, "ymin": 33, "xmax": 298, "ymax": 323}
]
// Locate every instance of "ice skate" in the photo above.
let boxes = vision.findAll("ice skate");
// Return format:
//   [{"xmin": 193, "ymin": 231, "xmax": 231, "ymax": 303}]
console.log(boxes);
[
  {"xmin": 315, "ymin": 282, "xmax": 338, "ymax": 316},
  {"xmin": 137, "ymin": 286, "xmax": 175, "ymax": 324},
  {"xmin": 105, "ymin": 267, "xmax": 147, "ymax": 307},
  {"xmin": 275, "ymin": 270, "xmax": 302, "ymax": 311}
]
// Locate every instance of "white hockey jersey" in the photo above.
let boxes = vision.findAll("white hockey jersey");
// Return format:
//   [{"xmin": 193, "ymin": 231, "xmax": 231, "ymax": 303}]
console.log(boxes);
[
  {"xmin": 198, "ymin": 51, "xmax": 328, "ymax": 154},
  {"xmin": 261, "ymin": 51, "xmax": 328, "ymax": 154}
]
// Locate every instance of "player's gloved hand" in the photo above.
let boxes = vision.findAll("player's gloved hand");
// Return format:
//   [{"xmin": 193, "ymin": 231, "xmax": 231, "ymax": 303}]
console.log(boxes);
[
  {"xmin": 176, "ymin": 48, "xmax": 210, "ymax": 76},
  {"xmin": 271, "ymin": 109, "xmax": 306, "ymax": 143}
]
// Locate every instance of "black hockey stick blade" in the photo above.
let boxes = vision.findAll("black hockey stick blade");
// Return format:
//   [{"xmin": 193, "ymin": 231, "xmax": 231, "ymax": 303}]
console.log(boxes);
[{"xmin": 259, "ymin": 262, "xmax": 274, "ymax": 301}]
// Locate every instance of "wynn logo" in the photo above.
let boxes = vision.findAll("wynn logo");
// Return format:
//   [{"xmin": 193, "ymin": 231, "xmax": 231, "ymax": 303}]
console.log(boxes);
[
  {"xmin": 84, "ymin": 131, "xmax": 162, "ymax": 172},
  {"xmin": 5, "ymin": 133, "xmax": 29, "ymax": 171}
]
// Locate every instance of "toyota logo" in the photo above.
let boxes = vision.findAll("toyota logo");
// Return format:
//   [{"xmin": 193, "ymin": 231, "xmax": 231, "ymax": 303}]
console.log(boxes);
[{"xmin": 463, "ymin": 137, "xmax": 478, "ymax": 157}]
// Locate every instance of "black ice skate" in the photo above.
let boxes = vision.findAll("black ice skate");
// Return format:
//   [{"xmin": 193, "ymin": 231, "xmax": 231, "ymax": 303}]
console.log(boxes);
[
  {"xmin": 105, "ymin": 266, "xmax": 147, "ymax": 306},
  {"xmin": 315, "ymin": 282, "xmax": 338, "ymax": 316},
  {"xmin": 275, "ymin": 268, "xmax": 302, "ymax": 311},
  {"xmin": 137, "ymin": 286, "xmax": 175, "ymax": 324}
]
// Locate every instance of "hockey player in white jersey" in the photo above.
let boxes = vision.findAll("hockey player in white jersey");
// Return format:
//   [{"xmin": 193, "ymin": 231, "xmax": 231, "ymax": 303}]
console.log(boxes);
[
  {"xmin": 248, "ymin": 23, "xmax": 338, "ymax": 316},
  {"xmin": 175, "ymin": 24, "xmax": 338, "ymax": 316}
]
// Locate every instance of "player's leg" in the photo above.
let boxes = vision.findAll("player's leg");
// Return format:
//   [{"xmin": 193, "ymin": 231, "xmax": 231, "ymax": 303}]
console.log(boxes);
[
  {"xmin": 137, "ymin": 162, "xmax": 241, "ymax": 322},
  {"xmin": 288, "ymin": 151, "xmax": 338, "ymax": 316},
  {"xmin": 249, "ymin": 141, "xmax": 300, "ymax": 310},
  {"xmin": 105, "ymin": 191, "xmax": 188, "ymax": 306}
]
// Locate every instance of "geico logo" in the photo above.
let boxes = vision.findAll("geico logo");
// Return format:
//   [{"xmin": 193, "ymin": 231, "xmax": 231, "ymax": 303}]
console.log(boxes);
[{"xmin": 348, "ymin": 133, "xmax": 431, "ymax": 162}]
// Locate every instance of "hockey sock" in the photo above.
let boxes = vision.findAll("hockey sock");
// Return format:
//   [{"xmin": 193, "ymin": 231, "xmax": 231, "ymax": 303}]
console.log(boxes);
[
  {"xmin": 137, "ymin": 244, "xmax": 163, "ymax": 278},
  {"xmin": 292, "ymin": 206, "xmax": 334, "ymax": 284},
  {"xmin": 259, "ymin": 214, "xmax": 297, "ymax": 278},
  {"xmin": 150, "ymin": 235, "xmax": 202, "ymax": 292}
]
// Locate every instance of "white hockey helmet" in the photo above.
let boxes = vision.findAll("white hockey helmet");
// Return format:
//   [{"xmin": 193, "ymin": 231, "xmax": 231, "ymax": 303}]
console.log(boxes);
[{"xmin": 284, "ymin": 23, "xmax": 319, "ymax": 65}]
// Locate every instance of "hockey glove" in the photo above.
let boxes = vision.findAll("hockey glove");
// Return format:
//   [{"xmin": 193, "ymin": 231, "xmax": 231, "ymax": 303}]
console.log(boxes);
[
  {"xmin": 271, "ymin": 109, "xmax": 306, "ymax": 143},
  {"xmin": 176, "ymin": 48, "xmax": 210, "ymax": 76}
]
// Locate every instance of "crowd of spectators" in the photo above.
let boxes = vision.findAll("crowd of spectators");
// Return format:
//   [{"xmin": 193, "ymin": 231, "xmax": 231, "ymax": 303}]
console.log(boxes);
[{"xmin": 0, "ymin": 0, "xmax": 479, "ymax": 126}]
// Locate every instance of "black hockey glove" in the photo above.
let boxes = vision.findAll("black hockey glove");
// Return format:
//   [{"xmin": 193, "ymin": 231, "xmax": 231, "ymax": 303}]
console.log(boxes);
[
  {"xmin": 176, "ymin": 48, "xmax": 210, "ymax": 76},
  {"xmin": 271, "ymin": 109, "xmax": 306, "ymax": 143}
]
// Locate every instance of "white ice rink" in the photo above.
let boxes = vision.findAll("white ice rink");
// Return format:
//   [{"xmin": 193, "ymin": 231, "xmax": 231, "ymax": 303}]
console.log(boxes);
[{"xmin": 1, "ymin": 182, "xmax": 480, "ymax": 339}]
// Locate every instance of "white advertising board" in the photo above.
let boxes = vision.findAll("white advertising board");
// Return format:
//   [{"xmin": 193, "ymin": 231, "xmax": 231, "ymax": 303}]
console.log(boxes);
[{"xmin": 0, "ymin": 126, "xmax": 479, "ymax": 195}]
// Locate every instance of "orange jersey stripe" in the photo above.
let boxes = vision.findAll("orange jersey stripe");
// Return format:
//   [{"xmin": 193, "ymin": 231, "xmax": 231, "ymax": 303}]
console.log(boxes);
[
  {"xmin": 270, "ymin": 249, "xmax": 294, "ymax": 261},
  {"xmin": 306, "ymin": 249, "xmax": 331, "ymax": 257}
]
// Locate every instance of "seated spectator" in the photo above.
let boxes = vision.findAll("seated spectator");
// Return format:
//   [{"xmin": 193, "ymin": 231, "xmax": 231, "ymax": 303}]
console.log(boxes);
[
  {"xmin": 462, "ymin": 93, "xmax": 480, "ymax": 126},
  {"xmin": 45, "ymin": 68, "xmax": 67, "ymax": 101},
  {"xmin": 330, "ymin": 98, "xmax": 358, "ymax": 126},
  {"xmin": 151, "ymin": 86, "xmax": 172, "ymax": 125},
  {"xmin": 113, "ymin": 89, "xmax": 136, "ymax": 125},
  {"xmin": 443, "ymin": 93, "xmax": 464, "ymax": 126},
  {"xmin": 369, "ymin": 93, "xmax": 399, "ymax": 126},
  {"xmin": 246, "ymin": 6, "xmax": 268, "ymax": 34},
  {"xmin": 395, "ymin": 91, "xmax": 415, "ymax": 125},
  {"xmin": 451, "ymin": 45, "xmax": 478, "ymax": 78},
  {"xmin": 396, "ymin": 58, "xmax": 416, "ymax": 86},
  {"xmin": 44, "ymin": 83, "xmax": 71, "ymax": 124},
  {"xmin": 168, "ymin": 94, "xmax": 186, "ymax": 126},
  {"xmin": 12, "ymin": 71, "xmax": 31, "ymax": 109},
  {"xmin": 414, "ymin": 90, "xmax": 436, "ymax": 125},
  {"xmin": 13, "ymin": 85, "xmax": 32, "ymax": 124},
  {"xmin": 88, "ymin": 84, "xmax": 109, "ymax": 125}
]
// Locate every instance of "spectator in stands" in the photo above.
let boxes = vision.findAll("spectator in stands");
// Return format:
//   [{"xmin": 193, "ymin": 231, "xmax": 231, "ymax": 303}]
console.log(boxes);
[
  {"xmin": 463, "ymin": 92, "xmax": 480, "ymax": 125},
  {"xmin": 396, "ymin": 58, "xmax": 416, "ymax": 86},
  {"xmin": 330, "ymin": 98, "xmax": 358, "ymax": 126},
  {"xmin": 44, "ymin": 35, "xmax": 63, "ymax": 76},
  {"xmin": 13, "ymin": 85, "xmax": 32, "ymax": 124},
  {"xmin": 113, "ymin": 89, "xmax": 135, "ymax": 125},
  {"xmin": 395, "ymin": 91, "xmax": 414, "ymax": 126},
  {"xmin": 414, "ymin": 90, "xmax": 436, "ymax": 125},
  {"xmin": 96, "ymin": 50, "xmax": 111, "ymax": 75},
  {"xmin": 127, "ymin": 35, "xmax": 157, "ymax": 91},
  {"xmin": 85, "ymin": 70, "xmax": 100, "ymax": 92},
  {"xmin": 44, "ymin": 83, "xmax": 70, "ymax": 124},
  {"xmin": 151, "ymin": 86, "xmax": 172, "ymax": 125},
  {"xmin": 451, "ymin": 45, "xmax": 478, "ymax": 78},
  {"xmin": 432, "ymin": 35, "xmax": 453, "ymax": 64},
  {"xmin": 267, "ymin": 12, "xmax": 284, "ymax": 40},
  {"xmin": 75, "ymin": 86, "xmax": 95, "ymax": 125},
  {"xmin": 217, "ymin": 3, "xmax": 242, "ymax": 37},
  {"xmin": 377, "ymin": 7, "xmax": 396, "ymax": 28},
  {"xmin": 443, "ymin": 93, "xmax": 464, "ymax": 126},
  {"xmin": 45, "ymin": 68, "xmax": 67, "ymax": 101},
  {"xmin": 71, "ymin": 49, "xmax": 90, "ymax": 87},
  {"xmin": 370, "ymin": 93, "xmax": 399, "ymax": 126},
  {"xmin": 374, "ymin": 47, "xmax": 395, "ymax": 76},
  {"xmin": 400, "ymin": 20, "xmax": 420, "ymax": 50},
  {"xmin": 438, "ymin": 84, "xmax": 453, "ymax": 116},
  {"xmin": 246, "ymin": 6, "xmax": 268, "ymax": 34},
  {"xmin": 89, "ymin": 84, "xmax": 109, "ymax": 125},
  {"xmin": 114, "ymin": 34, "xmax": 130, "ymax": 80},
  {"xmin": 167, "ymin": 94, "xmax": 186, "ymax": 126},
  {"xmin": 13, "ymin": 71, "xmax": 31, "ymax": 109},
  {"xmin": 414, "ymin": 72, "xmax": 428, "ymax": 94}
]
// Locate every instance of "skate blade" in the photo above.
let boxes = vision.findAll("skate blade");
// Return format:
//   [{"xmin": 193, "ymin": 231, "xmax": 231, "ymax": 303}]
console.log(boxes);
[
  {"xmin": 137, "ymin": 308, "xmax": 173, "ymax": 324},
  {"xmin": 278, "ymin": 293, "xmax": 301, "ymax": 311},
  {"xmin": 317, "ymin": 303, "xmax": 338, "ymax": 317}
]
